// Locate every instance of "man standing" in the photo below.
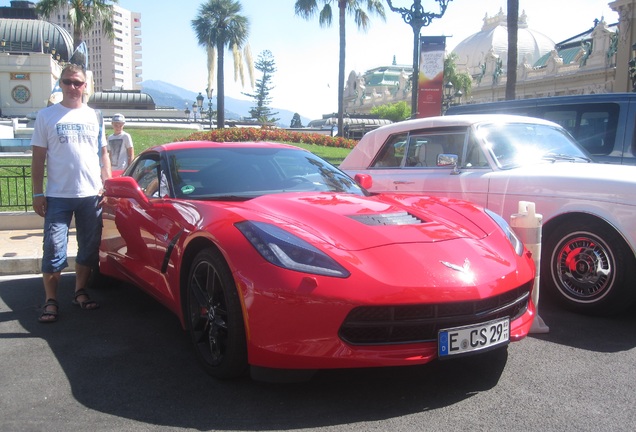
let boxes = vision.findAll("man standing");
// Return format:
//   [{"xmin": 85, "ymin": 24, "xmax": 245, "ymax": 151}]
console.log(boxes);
[
  {"xmin": 107, "ymin": 113, "xmax": 134, "ymax": 170},
  {"xmin": 31, "ymin": 64, "xmax": 112, "ymax": 323}
]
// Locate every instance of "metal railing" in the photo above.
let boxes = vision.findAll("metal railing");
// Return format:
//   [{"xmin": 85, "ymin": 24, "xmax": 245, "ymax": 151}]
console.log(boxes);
[{"xmin": 0, "ymin": 164, "xmax": 33, "ymax": 211}]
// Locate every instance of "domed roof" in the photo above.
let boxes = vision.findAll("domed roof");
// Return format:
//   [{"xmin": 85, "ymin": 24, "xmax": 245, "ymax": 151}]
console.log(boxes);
[
  {"xmin": 0, "ymin": 18, "xmax": 74, "ymax": 62},
  {"xmin": 88, "ymin": 91, "xmax": 156, "ymax": 110},
  {"xmin": 452, "ymin": 9, "xmax": 555, "ymax": 75}
]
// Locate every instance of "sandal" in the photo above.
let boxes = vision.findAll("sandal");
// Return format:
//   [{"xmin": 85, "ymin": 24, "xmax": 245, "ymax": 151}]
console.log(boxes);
[
  {"xmin": 38, "ymin": 298, "xmax": 59, "ymax": 323},
  {"xmin": 72, "ymin": 289, "xmax": 100, "ymax": 310}
]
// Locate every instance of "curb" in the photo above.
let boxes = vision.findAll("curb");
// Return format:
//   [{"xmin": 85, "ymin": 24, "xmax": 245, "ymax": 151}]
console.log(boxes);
[
  {"xmin": 0, "ymin": 211, "xmax": 46, "ymax": 230},
  {"xmin": 0, "ymin": 256, "xmax": 76, "ymax": 276},
  {"xmin": 0, "ymin": 212, "xmax": 76, "ymax": 276}
]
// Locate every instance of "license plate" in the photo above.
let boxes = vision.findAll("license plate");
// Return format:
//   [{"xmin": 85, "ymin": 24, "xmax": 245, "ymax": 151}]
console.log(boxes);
[{"xmin": 438, "ymin": 317, "xmax": 509, "ymax": 358}]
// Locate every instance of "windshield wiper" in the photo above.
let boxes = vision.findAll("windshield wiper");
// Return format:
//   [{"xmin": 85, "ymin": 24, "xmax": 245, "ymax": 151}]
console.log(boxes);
[
  {"xmin": 542, "ymin": 153, "xmax": 591, "ymax": 162},
  {"xmin": 199, "ymin": 195, "xmax": 253, "ymax": 201}
]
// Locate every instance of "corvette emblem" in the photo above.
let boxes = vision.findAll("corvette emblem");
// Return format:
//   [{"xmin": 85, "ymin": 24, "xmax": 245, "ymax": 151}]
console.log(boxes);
[{"xmin": 440, "ymin": 258, "xmax": 471, "ymax": 273}]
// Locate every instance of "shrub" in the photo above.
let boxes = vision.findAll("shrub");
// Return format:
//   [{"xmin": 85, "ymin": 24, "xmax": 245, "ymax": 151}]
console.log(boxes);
[{"xmin": 179, "ymin": 128, "xmax": 358, "ymax": 149}]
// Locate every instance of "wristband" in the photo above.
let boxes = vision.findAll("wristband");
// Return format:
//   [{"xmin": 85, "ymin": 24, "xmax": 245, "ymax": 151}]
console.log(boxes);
[{"xmin": 33, "ymin": 193, "xmax": 45, "ymax": 197}]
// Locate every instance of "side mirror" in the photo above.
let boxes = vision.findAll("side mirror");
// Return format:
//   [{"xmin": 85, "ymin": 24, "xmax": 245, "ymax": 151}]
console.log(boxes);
[
  {"xmin": 437, "ymin": 154, "xmax": 460, "ymax": 175},
  {"xmin": 437, "ymin": 153, "xmax": 458, "ymax": 167},
  {"xmin": 104, "ymin": 176, "xmax": 149, "ymax": 206},
  {"xmin": 354, "ymin": 173, "xmax": 373, "ymax": 189}
]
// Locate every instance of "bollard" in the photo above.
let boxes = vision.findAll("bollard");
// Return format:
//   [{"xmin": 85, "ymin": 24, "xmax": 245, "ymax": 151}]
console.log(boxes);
[{"xmin": 510, "ymin": 201, "xmax": 549, "ymax": 334}]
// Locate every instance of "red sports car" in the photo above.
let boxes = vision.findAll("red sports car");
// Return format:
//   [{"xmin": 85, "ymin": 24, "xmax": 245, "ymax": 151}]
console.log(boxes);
[{"xmin": 99, "ymin": 141, "xmax": 536, "ymax": 380}]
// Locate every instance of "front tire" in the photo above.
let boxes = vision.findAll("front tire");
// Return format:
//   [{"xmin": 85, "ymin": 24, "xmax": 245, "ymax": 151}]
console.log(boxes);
[
  {"xmin": 186, "ymin": 248, "xmax": 247, "ymax": 379},
  {"xmin": 542, "ymin": 219, "xmax": 636, "ymax": 315}
]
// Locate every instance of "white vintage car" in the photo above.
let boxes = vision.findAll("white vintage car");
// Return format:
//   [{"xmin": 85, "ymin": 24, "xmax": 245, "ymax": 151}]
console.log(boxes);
[{"xmin": 340, "ymin": 114, "xmax": 636, "ymax": 315}]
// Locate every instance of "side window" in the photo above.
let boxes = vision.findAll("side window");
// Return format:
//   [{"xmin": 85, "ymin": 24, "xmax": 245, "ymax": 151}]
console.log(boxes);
[
  {"xmin": 371, "ymin": 133, "xmax": 407, "ymax": 168},
  {"xmin": 404, "ymin": 131, "xmax": 468, "ymax": 167},
  {"xmin": 578, "ymin": 111, "xmax": 614, "ymax": 155},
  {"xmin": 541, "ymin": 103, "xmax": 618, "ymax": 156},
  {"xmin": 542, "ymin": 109, "xmax": 577, "ymax": 135},
  {"xmin": 462, "ymin": 132, "xmax": 489, "ymax": 168},
  {"xmin": 130, "ymin": 157, "xmax": 161, "ymax": 198},
  {"xmin": 405, "ymin": 137, "xmax": 427, "ymax": 167}
]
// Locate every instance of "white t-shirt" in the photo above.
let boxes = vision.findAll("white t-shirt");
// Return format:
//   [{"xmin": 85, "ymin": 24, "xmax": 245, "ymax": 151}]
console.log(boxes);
[
  {"xmin": 107, "ymin": 131, "xmax": 133, "ymax": 170},
  {"xmin": 31, "ymin": 103, "xmax": 106, "ymax": 198}
]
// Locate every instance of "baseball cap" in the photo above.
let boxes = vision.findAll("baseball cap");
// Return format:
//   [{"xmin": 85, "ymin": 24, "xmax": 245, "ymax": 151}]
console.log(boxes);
[{"xmin": 112, "ymin": 113, "xmax": 126, "ymax": 123}]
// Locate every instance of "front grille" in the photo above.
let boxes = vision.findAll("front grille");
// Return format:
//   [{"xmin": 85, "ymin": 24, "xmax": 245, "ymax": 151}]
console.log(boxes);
[{"xmin": 339, "ymin": 282, "xmax": 532, "ymax": 345}]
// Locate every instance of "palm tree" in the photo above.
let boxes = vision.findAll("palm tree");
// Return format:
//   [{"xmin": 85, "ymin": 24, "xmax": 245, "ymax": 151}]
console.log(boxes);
[
  {"xmin": 36, "ymin": 0, "xmax": 118, "ymax": 50},
  {"xmin": 192, "ymin": 0, "xmax": 254, "ymax": 129},
  {"xmin": 505, "ymin": 0, "xmax": 519, "ymax": 100},
  {"xmin": 295, "ymin": 0, "xmax": 386, "ymax": 137}
]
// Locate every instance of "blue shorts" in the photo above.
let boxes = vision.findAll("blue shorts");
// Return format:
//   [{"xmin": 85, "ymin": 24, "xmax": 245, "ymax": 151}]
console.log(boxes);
[{"xmin": 42, "ymin": 196, "xmax": 103, "ymax": 274}]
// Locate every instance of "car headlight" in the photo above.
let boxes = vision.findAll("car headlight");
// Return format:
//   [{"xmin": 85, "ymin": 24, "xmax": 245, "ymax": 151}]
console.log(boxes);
[
  {"xmin": 236, "ymin": 221, "xmax": 350, "ymax": 278},
  {"xmin": 485, "ymin": 209, "xmax": 525, "ymax": 256}
]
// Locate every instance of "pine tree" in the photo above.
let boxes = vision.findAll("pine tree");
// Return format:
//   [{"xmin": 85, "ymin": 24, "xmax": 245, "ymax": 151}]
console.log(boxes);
[
  {"xmin": 243, "ymin": 50, "xmax": 279, "ymax": 124},
  {"xmin": 290, "ymin": 113, "xmax": 304, "ymax": 128}
]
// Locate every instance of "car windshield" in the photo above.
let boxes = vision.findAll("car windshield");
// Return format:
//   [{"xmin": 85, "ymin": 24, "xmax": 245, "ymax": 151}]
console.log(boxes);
[
  {"xmin": 166, "ymin": 147, "xmax": 365, "ymax": 199},
  {"xmin": 475, "ymin": 122, "xmax": 592, "ymax": 169}
]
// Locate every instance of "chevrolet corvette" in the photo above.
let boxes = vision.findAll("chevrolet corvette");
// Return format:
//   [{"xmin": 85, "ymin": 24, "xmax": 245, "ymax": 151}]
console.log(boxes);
[{"xmin": 99, "ymin": 141, "xmax": 535, "ymax": 380}]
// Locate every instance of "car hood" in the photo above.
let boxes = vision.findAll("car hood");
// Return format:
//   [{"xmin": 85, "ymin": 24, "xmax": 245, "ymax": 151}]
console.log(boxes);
[
  {"xmin": 226, "ymin": 192, "xmax": 492, "ymax": 252},
  {"xmin": 495, "ymin": 162, "xmax": 636, "ymax": 205}
]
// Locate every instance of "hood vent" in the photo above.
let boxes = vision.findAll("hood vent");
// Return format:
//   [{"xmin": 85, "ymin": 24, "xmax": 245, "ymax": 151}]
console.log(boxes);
[{"xmin": 349, "ymin": 211, "xmax": 424, "ymax": 226}]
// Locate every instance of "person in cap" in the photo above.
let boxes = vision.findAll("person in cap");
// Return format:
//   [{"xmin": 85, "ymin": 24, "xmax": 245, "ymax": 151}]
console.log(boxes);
[{"xmin": 107, "ymin": 113, "xmax": 134, "ymax": 170}]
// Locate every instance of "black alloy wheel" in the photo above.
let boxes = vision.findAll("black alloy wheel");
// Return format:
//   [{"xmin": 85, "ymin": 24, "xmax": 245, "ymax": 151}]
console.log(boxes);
[{"xmin": 186, "ymin": 248, "xmax": 247, "ymax": 378}]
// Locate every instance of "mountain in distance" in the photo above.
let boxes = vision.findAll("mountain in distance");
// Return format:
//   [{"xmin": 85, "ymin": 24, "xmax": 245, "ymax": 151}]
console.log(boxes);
[{"xmin": 141, "ymin": 80, "xmax": 313, "ymax": 127}]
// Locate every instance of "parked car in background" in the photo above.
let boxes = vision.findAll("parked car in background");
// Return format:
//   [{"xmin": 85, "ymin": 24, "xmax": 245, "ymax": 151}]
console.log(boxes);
[
  {"xmin": 340, "ymin": 114, "xmax": 636, "ymax": 316},
  {"xmin": 99, "ymin": 141, "xmax": 536, "ymax": 380},
  {"xmin": 445, "ymin": 92, "xmax": 636, "ymax": 165}
]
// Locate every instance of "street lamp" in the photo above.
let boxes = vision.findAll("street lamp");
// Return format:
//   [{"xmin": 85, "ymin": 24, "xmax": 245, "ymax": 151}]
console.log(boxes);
[
  {"xmin": 196, "ymin": 92, "xmax": 204, "ymax": 122},
  {"xmin": 184, "ymin": 102, "xmax": 191, "ymax": 122},
  {"xmin": 191, "ymin": 101, "xmax": 199, "ymax": 121},
  {"xmin": 386, "ymin": 0, "xmax": 453, "ymax": 116},
  {"xmin": 1, "ymin": 38, "xmax": 6, "ymax": 52},
  {"xmin": 206, "ymin": 89, "xmax": 215, "ymax": 130},
  {"xmin": 442, "ymin": 81, "xmax": 462, "ymax": 113},
  {"xmin": 44, "ymin": 39, "xmax": 49, "ymax": 53}
]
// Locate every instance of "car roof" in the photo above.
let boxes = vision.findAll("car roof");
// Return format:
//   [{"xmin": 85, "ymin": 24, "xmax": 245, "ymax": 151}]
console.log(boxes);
[
  {"xmin": 147, "ymin": 140, "xmax": 303, "ymax": 153},
  {"xmin": 366, "ymin": 114, "xmax": 560, "ymax": 136},
  {"xmin": 339, "ymin": 114, "xmax": 564, "ymax": 170},
  {"xmin": 446, "ymin": 92, "xmax": 636, "ymax": 115}
]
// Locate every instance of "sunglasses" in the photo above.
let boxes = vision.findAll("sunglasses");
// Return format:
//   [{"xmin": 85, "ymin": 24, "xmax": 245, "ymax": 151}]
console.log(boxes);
[{"xmin": 61, "ymin": 79, "xmax": 86, "ymax": 87}]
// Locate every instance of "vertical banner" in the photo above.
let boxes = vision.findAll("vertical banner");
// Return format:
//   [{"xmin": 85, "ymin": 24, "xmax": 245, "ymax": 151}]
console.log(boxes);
[{"xmin": 417, "ymin": 36, "xmax": 446, "ymax": 118}]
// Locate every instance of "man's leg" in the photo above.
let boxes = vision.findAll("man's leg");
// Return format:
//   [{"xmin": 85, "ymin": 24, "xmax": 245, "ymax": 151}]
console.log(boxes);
[
  {"xmin": 43, "ymin": 272, "xmax": 62, "ymax": 300},
  {"xmin": 73, "ymin": 196, "xmax": 102, "ymax": 310},
  {"xmin": 73, "ymin": 263, "xmax": 96, "ymax": 308},
  {"xmin": 39, "ymin": 271, "xmax": 62, "ymax": 322},
  {"xmin": 39, "ymin": 198, "xmax": 72, "ymax": 321}
]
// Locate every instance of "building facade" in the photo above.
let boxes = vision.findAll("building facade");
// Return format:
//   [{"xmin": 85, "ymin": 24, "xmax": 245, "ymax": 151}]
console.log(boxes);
[
  {"xmin": 0, "ymin": 15, "xmax": 73, "ymax": 117},
  {"xmin": 47, "ymin": 3, "xmax": 142, "ymax": 91},
  {"xmin": 343, "ymin": 1, "xmax": 636, "ymax": 115},
  {"xmin": 0, "ymin": 1, "xmax": 142, "ymax": 118}
]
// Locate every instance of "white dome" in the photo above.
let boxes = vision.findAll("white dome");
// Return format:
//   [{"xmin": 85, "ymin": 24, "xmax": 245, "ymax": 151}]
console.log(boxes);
[{"xmin": 452, "ymin": 9, "xmax": 555, "ymax": 75}]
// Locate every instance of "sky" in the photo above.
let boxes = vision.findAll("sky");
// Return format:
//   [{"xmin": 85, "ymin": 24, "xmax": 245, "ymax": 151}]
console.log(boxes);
[{"xmin": 4, "ymin": 0, "xmax": 619, "ymax": 119}]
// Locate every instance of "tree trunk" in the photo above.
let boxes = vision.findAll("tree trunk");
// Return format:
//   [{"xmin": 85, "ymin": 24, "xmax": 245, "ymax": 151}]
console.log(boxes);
[
  {"xmin": 217, "ymin": 40, "xmax": 225, "ymax": 129},
  {"xmin": 506, "ymin": 0, "xmax": 519, "ymax": 100},
  {"xmin": 337, "ymin": 1, "xmax": 346, "ymax": 137}
]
